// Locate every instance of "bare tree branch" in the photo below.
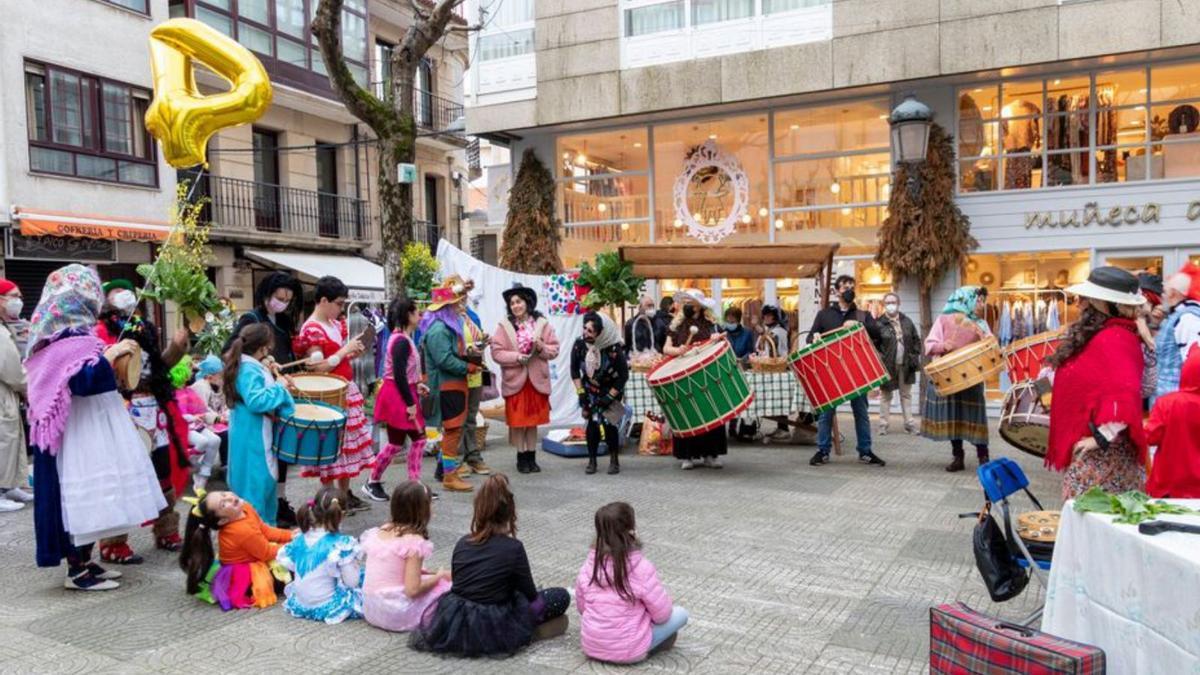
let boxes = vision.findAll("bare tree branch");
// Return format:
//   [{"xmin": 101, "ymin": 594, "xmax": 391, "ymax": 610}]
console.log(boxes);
[{"xmin": 407, "ymin": 0, "xmax": 431, "ymax": 22}]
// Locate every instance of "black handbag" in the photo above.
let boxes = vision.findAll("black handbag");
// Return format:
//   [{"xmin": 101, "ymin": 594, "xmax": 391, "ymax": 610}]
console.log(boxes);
[{"xmin": 972, "ymin": 503, "xmax": 1029, "ymax": 602}]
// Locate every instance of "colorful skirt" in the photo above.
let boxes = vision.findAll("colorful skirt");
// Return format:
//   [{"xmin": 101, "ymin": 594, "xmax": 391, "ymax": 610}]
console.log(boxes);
[
  {"xmin": 284, "ymin": 584, "xmax": 363, "ymax": 625},
  {"xmin": 195, "ymin": 561, "xmax": 279, "ymax": 610},
  {"xmin": 1062, "ymin": 435, "xmax": 1146, "ymax": 501},
  {"xmin": 505, "ymin": 380, "xmax": 550, "ymax": 428},
  {"xmin": 921, "ymin": 382, "xmax": 989, "ymax": 447},
  {"xmin": 302, "ymin": 380, "xmax": 374, "ymax": 481},
  {"xmin": 374, "ymin": 379, "xmax": 424, "ymax": 432}
]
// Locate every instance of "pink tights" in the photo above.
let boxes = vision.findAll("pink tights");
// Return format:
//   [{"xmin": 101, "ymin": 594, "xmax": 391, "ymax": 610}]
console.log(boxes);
[{"xmin": 371, "ymin": 435, "xmax": 426, "ymax": 483}]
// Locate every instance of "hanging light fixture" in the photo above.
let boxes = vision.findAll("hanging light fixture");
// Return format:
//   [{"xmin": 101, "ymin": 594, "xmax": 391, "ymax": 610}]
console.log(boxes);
[
  {"xmin": 829, "ymin": 182, "xmax": 841, "ymax": 194},
  {"xmin": 888, "ymin": 95, "xmax": 934, "ymax": 200},
  {"xmin": 758, "ymin": 207, "xmax": 768, "ymax": 217},
  {"xmin": 774, "ymin": 218, "xmax": 784, "ymax": 230},
  {"xmin": 597, "ymin": 203, "xmax": 608, "ymax": 213}
]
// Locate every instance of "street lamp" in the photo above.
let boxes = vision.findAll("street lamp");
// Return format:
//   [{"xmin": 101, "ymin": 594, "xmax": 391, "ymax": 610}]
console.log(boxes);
[{"xmin": 889, "ymin": 95, "xmax": 933, "ymax": 199}]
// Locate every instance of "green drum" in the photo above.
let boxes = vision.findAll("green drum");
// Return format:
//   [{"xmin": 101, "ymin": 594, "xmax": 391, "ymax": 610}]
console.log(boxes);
[{"xmin": 646, "ymin": 336, "xmax": 754, "ymax": 437}]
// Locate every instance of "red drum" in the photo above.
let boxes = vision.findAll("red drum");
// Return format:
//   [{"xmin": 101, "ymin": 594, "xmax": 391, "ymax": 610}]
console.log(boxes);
[
  {"xmin": 1003, "ymin": 329, "xmax": 1064, "ymax": 384},
  {"xmin": 787, "ymin": 324, "xmax": 889, "ymax": 414},
  {"xmin": 998, "ymin": 381, "xmax": 1050, "ymax": 457}
]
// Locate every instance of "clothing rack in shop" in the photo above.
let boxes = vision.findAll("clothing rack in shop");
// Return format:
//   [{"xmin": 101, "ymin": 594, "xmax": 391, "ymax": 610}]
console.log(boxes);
[{"xmin": 986, "ymin": 287, "xmax": 1070, "ymax": 347}]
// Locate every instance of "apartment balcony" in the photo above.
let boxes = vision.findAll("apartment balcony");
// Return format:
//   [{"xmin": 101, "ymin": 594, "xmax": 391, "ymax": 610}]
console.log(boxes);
[
  {"xmin": 411, "ymin": 219, "xmax": 441, "ymax": 253},
  {"xmin": 371, "ymin": 85, "xmax": 468, "ymax": 147},
  {"xmin": 182, "ymin": 171, "xmax": 370, "ymax": 250}
]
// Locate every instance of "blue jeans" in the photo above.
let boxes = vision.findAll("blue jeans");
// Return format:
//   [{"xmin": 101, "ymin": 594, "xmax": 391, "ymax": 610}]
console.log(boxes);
[
  {"xmin": 649, "ymin": 607, "xmax": 689, "ymax": 652},
  {"xmin": 817, "ymin": 395, "xmax": 872, "ymax": 456}
]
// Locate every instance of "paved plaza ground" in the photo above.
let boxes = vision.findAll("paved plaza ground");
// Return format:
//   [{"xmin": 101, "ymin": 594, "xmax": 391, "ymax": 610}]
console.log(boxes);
[{"xmin": 0, "ymin": 423, "xmax": 1062, "ymax": 674}]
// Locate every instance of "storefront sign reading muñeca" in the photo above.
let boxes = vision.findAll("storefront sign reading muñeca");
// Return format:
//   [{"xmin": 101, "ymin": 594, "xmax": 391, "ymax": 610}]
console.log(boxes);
[
  {"xmin": 673, "ymin": 139, "xmax": 750, "ymax": 244},
  {"xmin": 1024, "ymin": 202, "xmax": 1161, "ymax": 229}
]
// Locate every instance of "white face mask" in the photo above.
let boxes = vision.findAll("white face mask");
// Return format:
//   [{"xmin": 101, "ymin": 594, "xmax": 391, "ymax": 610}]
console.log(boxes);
[
  {"xmin": 884, "ymin": 303, "xmax": 899, "ymax": 316},
  {"xmin": 112, "ymin": 289, "xmax": 137, "ymax": 314},
  {"xmin": 644, "ymin": 307, "xmax": 657, "ymax": 318},
  {"xmin": 3, "ymin": 298, "xmax": 22, "ymax": 319}
]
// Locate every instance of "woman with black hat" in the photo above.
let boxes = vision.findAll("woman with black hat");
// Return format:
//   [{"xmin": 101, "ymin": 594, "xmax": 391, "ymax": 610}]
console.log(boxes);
[
  {"xmin": 1045, "ymin": 266, "xmax": 1148, "ymax": 500},
  {"xmin": 491, "ymin": 284, "xmax": 560, "ymax": 474}
]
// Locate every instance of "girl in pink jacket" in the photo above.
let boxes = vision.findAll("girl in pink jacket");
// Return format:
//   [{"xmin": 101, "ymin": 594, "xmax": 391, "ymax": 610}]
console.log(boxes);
[{"xmin": 575, "ymin": 502, "xmax": 688, "ymax": 664}]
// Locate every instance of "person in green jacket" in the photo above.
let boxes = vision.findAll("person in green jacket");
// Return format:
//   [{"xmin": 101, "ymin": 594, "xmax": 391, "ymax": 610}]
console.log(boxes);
[{"xmin": 419, "ymin": 278, "xmax": 483, "ymax": 493}]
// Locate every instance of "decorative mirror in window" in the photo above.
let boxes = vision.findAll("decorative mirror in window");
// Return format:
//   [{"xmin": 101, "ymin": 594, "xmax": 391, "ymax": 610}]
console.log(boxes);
[{"xmin": 672, "ymin": 140, "xmax": 749, "ymax": 244}]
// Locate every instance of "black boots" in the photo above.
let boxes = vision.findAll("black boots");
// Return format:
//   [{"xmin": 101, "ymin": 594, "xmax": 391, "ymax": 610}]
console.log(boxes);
[
  {"xmin": 946, "ymin": 441, "xmax": 966, "ymax": 473},
  {"xmin": 585, "ymin": 456, "xmax": 598, "ymax": 474},
  {"xmin": 977, "ymin": 444, "xmax": 991, "ymax": 466},
  {"xmin": 607, "ymin": 450, "xmax": 620, "ymax": 475},
  {"xmin": 527, "ymin": 451, "xmax": 541, "ymax": 473},
  {"xmin": 517, "ymin": 452, "xmax": 531, "ymax": 474}
]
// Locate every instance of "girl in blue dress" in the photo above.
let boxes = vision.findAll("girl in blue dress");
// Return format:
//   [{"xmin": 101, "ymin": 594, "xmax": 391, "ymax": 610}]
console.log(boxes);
[{"xmin": 277, "ymin": 485, "xmax": 363, "ymax": 624}]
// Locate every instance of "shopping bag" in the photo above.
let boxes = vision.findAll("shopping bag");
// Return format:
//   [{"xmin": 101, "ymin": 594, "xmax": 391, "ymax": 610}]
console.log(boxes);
[
  {"xmin": 930, "ymin": 602, "xmax": 1106, "ymax": 674},
  {"xmin": 637, "ymin": 413, "xmax": 674, "ymax": 456}
]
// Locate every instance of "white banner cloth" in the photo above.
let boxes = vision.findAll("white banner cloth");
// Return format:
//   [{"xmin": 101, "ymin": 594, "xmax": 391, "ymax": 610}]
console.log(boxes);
[
  {"xmin": 1042, "ymin": 499, "xmax": 1200, "ymax": 674},
  {"xmin": 436, "ymin": 240, "xmax": 584, "ymax": 428}
]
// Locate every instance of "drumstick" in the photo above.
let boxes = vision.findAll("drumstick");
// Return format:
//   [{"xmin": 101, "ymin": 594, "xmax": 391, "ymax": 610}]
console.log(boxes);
[
  {"xmin": 683, "ymin": 325, "xmax": 700, "ymax": 347},
  {"xmin": 277, "ymin": 353, "xmax": 324, "ymax": 370}
]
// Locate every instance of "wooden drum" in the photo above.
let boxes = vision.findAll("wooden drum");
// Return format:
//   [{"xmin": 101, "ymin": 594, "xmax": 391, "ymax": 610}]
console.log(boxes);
[
  {"xmin": 1016, "ymin": 510, "xmax": 1060, "ymax": 544},
  {"xmin": 925, "ymin": 336, "xmax": 1003, "ymax": 397},
  {"xmin": 1003, "ymin": 329, "xmax": 1064, "ymax": 384},
  {"xmin": 999, "ymin": 380, "xmax": 1051, "ymax": 458},
  {"xmin": 646, "ymin": 336, "xmax": 754, "ymax": 438},
  {"xmin": 290, "ymin": 373, "xmax": 349, "ymax": 409},
  {"xmin": 112, "ymin": 342, "xmax": 143, "ymax": 391},
  {"xmin": 788, "ymin": 324, "xmax": 889, "ymax": 414}
]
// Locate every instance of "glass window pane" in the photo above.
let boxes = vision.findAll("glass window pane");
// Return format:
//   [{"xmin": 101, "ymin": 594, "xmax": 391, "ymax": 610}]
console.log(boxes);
[
  {"xmin": 106, "ymin": 0, "xmax": 148, "ymax": 11},
  {"xmin": 349, "ymin": 63, "xmax": 368, "ymax": 87},
  {"xmin": 693, "ymin": 0, "xmax": 753, "ymax": 25},
  {"xmin": 1156, "ymin": 138, "xmax": 1200, "ymax": 179},
  {"xmin": 776, "ymin": 206, "xmax": 887, "ymax": 231},
  {"xmin": 1097, "ymin": 146, "xmax": 1154, "ymax": 184},
  {"xmin": 119, "ymin": 162, "xmax": 156, "ymax": 186},
  {"xmin": 478, "ymin": 29, "xmax": 534, "ymax": 61},
  {"xmin": 1001, "ymin": 115, "xmax": 1041, "ymax": 153},
  {"xmin": 1151, "ymin": 103, "xmax": 1200, "ymax": 140},
  {"xmin": 958, "ymin": 120, "xmax": 998, "ymax": 158},
  {"xmin": 344, "ymin": 0, "xmax": 365, "ymax": 11},
  {"xmin": 49, "ymin": 71, "xmax": 83, "ymax": 147},
  {"xmin": 312, "ymin": 54, "xmax": 327, "ymax": 76},
  {"xmin": 197, "ymin": 6, "xmax": 233, "ymax": 35},
  {"xmin": 774, "ymin": 153, "xmax": 890, "ymax": 209},
  {"xmin": 30, "ymin": 147, "xmax": 73, "ymax": 174},
  {"xmin": 342, "ymin": 11, "xmax": 367, "ymax": 62},
  {"xmin": 484, "ymin": 0, "xmax": 533, "ymax": 26},
  {"xmin": 557, "ymin": 128, "xmax": 649, "ymax": 177},
  {"xmin": 559, "ymin": 176, "xmax": 650, "ymax": 224},
  {"xmin": 239, "ymin": 0, "xmax": 269, "ymax": 24},
  {"xmin": 1002, "ymin": 154, "xmax": 1038, "ymax": 190},
  {"xmin": 238, "ymin": 22, "xmax": 274, "ymax": 57},
  {"xmin": 960, "ymin": 158, "xmax": 997, "ymax": 193},
  {"xmin": 199, "ymin": 0, "xmax": 230, "ymax": 8},
  {"xmin": 102, "ymin": 83, "xmax": 133, "ymax": 155},
  {"xmin": 764, "ymin": 0, "xmax": 828, "ymax": 13},
  {"xmin": 277, "ymin": 37, "xmax": 307, "ymax": 68},
  {"xmin": 276, "ymin": 0, "xmax": 305, "ymax": 37},
  {"xmin": 1097, "ymin": 68, "xmax": 1147, "ymax": 108},
  {"xmin": 1150, "ymin": 62, "xmax": 1200, "ymax": 104},
  {"xmin": 77, "ymin": 154, "xmax": 119, "ymax": 181},
  {"xmin": 960, "ymin": 85, "xmax": 1000, "ymax": 120},
  {"xmin": 1044, "ymin": 75, "xmax": 1089, "ymax": 112},
  {"xmin": 625, "ymin": 2, "xmax": 683, "ymax": 37},
  {"xmin": 774, "ymin": 100, "xmax": 890, "ymax": 156},
  {"xmin": 132, "ymin": 95, "xmax": 150, "ymax": 158},
  {"xmin": 24, "ymin": 71, "xmax": 47, "ymax": 142},
  {"xmin": 1107, "ymin": 107, "xmax": 1148, "ymax": 146},
  {"xmin": 80, "ymin": 80, "xmax": 97, "ymax": 149},
  {"xmin": 1045, "ymin": 113, "xmax": 1087, "ymax": 152},
  {"xmin": 1001, "ymin": 79, "xmax": 1043, "ymax": 116},
  {"xmin": 1043, "ymin": 152, "xmax": 1088, "ymax": 188}
]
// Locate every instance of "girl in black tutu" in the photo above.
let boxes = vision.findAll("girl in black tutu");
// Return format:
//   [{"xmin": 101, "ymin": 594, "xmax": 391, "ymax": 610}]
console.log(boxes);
[{"xmin": 410, "ymin": 474, "xmax": 570, "ymax": 657}]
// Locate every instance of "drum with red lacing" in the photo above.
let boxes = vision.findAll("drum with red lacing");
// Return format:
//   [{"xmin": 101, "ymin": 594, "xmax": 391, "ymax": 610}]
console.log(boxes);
[{"xmin": 788, "ymin": 324, "xmax": 889, "ymax": 414}]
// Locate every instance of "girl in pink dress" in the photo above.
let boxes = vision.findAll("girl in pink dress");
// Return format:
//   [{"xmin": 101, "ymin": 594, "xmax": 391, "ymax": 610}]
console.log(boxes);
[
  {"xmin": 360, "ymin": 482, "xmax": 451, "ymax": 632},
  {"xmin": 292, "ymin": 277, "xmax": 374, "ymax": 510},
  {"xmin": 364, "ymin": 299, "xmax": 428, "ymax": 502}
]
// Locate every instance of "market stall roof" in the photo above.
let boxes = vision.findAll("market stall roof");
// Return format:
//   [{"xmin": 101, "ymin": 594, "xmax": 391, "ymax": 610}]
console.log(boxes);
[
  {"xmin": 243, "ymin": 249, "xmax": 385, "ymax": 303},
  {"xmin": 618, "ymin": 243, "xmax": 840, "ymax": 280},
  {"xmin": 11, "ymin": 206, "xmax": 173, "ymax": 243}
]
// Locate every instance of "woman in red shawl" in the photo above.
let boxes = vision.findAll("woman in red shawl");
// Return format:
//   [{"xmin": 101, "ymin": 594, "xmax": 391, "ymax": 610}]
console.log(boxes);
[
  {"xmin": 1046, "ymin": 267, "xmax": 1148, "ymax": 501},
  {"xmin": 1145, "ymin": 346, "xmax": 1200, "ymax": 498}
]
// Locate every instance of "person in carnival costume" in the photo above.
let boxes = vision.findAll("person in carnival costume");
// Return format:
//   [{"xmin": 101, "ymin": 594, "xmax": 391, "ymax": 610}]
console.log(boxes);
[
  {"xmin": 25, "ymin": 265, "xmax": 165, "ymax": 590},
  {"xmin": 922, "ymin": 286, "xmax": 992, "ymax": 472},
  {"xmin": 570, "ymin": 312, "xmax": 628, "ymax": 475},
  {"xmin": 277, "ymin": 485, "xmax": 363, "ymax": 623}
]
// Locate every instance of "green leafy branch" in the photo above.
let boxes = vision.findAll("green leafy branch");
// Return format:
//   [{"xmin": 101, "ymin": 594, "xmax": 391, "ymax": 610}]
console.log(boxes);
[
  {"xmin": 137, "ymin": 182, "xmax": 222, "ymax": 327},
  {"xmin": 1074, "ymin": 487, "xmax": 1200, "ymax": 525},
  {"xmin": 575, "ymin": 251, "xmax": 645, "ymax": 311}
]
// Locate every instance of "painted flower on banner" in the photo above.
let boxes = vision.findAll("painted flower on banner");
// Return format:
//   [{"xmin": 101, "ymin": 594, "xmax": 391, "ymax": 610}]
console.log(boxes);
[{"xmin": 544, "ymin": 272, "xmax": 589, "ymax": 316}]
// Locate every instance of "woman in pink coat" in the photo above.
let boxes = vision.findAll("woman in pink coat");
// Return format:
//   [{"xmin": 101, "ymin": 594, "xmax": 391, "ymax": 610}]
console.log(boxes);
[
  {"xmin": 491, "ymin": 284, "xmax": 559, "ymax": 474},
  {"xmin": 575, "ymin": 502, "xmax": 688, "ymax": 664}
]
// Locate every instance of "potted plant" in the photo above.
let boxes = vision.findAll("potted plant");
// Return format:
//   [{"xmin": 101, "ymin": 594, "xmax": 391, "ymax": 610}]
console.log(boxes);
[{"xmin": 400, "ymin": 241, "xmax": 439, "ymax": 302}]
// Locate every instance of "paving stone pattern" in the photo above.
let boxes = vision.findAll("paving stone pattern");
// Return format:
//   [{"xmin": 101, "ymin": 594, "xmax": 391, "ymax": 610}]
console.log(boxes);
[{"xmin": 0, "ymin": 423, "xmax": 1061, "ymax": 674}]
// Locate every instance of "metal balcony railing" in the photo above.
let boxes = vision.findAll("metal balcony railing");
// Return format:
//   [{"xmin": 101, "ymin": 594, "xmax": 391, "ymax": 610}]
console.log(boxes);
[
  {"xmin": 369, "ymin": 84, "xmax": 465, "ymax": 136},
  {"xmin": 182, "ymin": 171, "xmax": 368, "ymax": 242},
  {"xmin": 412, "ymin": 219, "xmax": 440, "ymax": 253}
]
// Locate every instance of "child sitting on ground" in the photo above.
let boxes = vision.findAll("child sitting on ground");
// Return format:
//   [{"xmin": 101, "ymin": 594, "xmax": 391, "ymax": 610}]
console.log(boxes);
[
  {"xmin": 410, "ymin": 474, "xmax": 570, "ymax": 657},
  {"xmin": 576, "ymin": 502, "xmax": 688, "ymax": 664},
  {"xmin": 171, "ymin": 358, "xmax": 223, "ymax": 492},
  {"xmin": 277, "ymin": 486, "xmax": 363, "ymax": 624},
  {"xmin": 360, "ymin": 481, "xmax": 451, "ymax": 632},
  {"xmin": 180, "ymin": 489, "xmax": 293, "ymax": 610}
]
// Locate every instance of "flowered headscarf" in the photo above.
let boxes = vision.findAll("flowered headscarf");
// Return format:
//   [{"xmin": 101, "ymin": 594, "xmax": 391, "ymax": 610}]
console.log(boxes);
[
  {"xmin": 26, "ymin": 264, "xmax": 104, "ymax": 355},
  {"xmin": 941, "ymin": 286, "xmax": 989, "ymax": 331},
  {"xmin": 583, "ymin": 311, "xmax": 622, "ymax": 379}
]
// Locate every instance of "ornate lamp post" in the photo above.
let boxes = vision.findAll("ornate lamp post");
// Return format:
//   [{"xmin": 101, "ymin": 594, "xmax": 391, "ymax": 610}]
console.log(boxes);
[{"xmin": 889, "ymin": 95, "xmax": 933, "ymax": 200}]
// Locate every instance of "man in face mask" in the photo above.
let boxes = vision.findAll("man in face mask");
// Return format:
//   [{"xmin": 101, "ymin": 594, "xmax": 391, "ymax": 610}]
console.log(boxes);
[
  {"xmin": 1155, "ymin": 265, "xmax": 1200, "ymax": 403},
  {"xmin": 876, "ymin": 293, "xmax": 920, "ymax": 435},
  {"xmin": 0, "ymin": 277, "xmax": 29, "ymax": 512},
  {"xmin": 806, "ymin": 275, "xmax": 885, "ymax": 467},
  {"xmin": 623, "ymin": 295, "xmax": 659, "ymax": 355},
  {"xmin": 0, "ymin": 279, "xmax": 29, "ymax": 355}
]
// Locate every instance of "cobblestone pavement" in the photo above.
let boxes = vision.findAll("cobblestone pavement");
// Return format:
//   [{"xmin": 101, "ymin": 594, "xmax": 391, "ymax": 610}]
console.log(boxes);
[{"xmin": 0, "ymin": 422, "xmax": 1061, "ymax": 674}]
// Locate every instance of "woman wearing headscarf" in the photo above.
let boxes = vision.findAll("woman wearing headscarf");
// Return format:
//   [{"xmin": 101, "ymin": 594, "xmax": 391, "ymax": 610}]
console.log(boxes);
[
  {"xmin": 663, "ymin": 289, "xmax": 727, "ymax": 471},
  {"xmin": 571, "ymin": 312, "xmax": 628, "ymax": 475},
  {"xmin": 1046, "ymin": 267, "xmax": 1148, "ymax": 500},
  {"xmin": 922, "ymin": 286, "xmax": 992, "ymax": 472},
  {"xmin": 24, "ymin": 265, "xmax": 165, "ymax": 590},
  {"xmin": 0, "ymin": 278, "xmax": 28, "ymax": 513},
  {"xmin": 492, "ymin": 284, "xmax": 560, "ymax": 475}
]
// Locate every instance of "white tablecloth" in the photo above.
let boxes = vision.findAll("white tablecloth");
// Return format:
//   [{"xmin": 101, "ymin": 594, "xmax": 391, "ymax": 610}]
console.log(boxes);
[{"xmin": 1042, "ymin": 499, "xmax": 1200, "ymax": 674}]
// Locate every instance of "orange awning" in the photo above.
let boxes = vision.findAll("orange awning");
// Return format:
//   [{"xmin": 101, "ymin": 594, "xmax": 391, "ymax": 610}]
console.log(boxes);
[{"xmin": 11, "ymin": 207, "xmax": 172, "ymax": 243}]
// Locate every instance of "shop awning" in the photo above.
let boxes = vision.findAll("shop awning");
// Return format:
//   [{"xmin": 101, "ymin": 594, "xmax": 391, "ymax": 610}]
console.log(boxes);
[
  {"xmin": 244, "ymin": 249, "xmax": 386, "ymax": 303},
  {"xmin": 619, "ymin": 243, "xmax": 840, "ymax": 280},
  {"xmin": 10, "ymin": 206, "xmax": 173, "ymax": 242}
]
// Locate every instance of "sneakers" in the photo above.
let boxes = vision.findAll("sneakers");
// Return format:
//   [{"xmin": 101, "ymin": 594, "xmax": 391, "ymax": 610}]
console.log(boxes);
[
  {"xmin": 877, "ymin": 424, "xmax": 889, "ymax": 436},
  {"xmin": 65, "ymin": 570, "xmax": 119, "ymax": 591},
  {"xmin": 680, "ymin": 460, "xmax": 695, "ymax": 470},
  {"xmin": 100, "ymin": 542, "xmax": 144, "ymax": 565},
  {"xmin": 361, "ymin": 481, "xmax": 389, "ymax": 502},
  {"xmin": 3, "ymin": 487, "xmax": 33, "ymax": 503},
  {"xmin": 87, "ymin": 563, "xmax": 122, "ymax": 581},
  {"xmin": 442, "ymin": 472, "xmax": 474, "ymax": 493},
  {"xmin": 468, "ymin": 461, "xmax": 493, "ymax": 476},
  {"xmin": 0, "ymin": 497, "xmax": 23, "ymax": 513},
  {"xmin": 346, "ymin": 491, "xmax": 370, "ymax": 513},
  {"xmin": 859, "ymin": 452, "xmax": 886, "ymax": 467},
  {"xmin": 607, "ymin": 461, "xmax": 620, "ymax": 475},
  {"xmin": 904, "ymin": 421, "xmax": 919, "ymax": 435},
  {"xmin": 702, "ymin": 456, "xmax": 723, "ymax": 469},
  {"xmin": 809, "ymin": 451, "xmax": 829, "ymax": 466}
]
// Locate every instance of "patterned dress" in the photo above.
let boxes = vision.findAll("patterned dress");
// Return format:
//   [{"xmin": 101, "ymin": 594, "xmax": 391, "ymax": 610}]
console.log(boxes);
[
  {"xmin": 1061, "ymin": 436, "xmax": 1146, "ymax": 501},
  {"xmin": 294, "ymin": 319, "xmax": 374, "ymax": 480},
  {"xmin": 277, "ymin": 529, "xmax": 363, "ymax": 624}
]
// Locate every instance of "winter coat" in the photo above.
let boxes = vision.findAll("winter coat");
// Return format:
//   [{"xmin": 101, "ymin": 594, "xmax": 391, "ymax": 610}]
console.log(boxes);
[
  {"xmin": 575, "ymin": 549, "xmax": 673, "ymax": 664},
  {"xmin": 1145, "ymin": 346, "xmax": 1200, "ymax": 498},
  {"xmin": 0, "ymin": 322, "xmax": 27, "ymax": 489},
  {"xmin": 491, "ymin": 317, "xmax": 560, "ymax": 397},
  {"xmin": 420, "ymin": 320, "xmax": 468, "ymax": 428},
  {"xmin": 878, "ymin": 312, "xmax": 921, "ymax": 390}
]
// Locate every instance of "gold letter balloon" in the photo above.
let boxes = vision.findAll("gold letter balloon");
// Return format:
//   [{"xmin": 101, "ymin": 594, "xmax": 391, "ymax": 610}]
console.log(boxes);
[{"xmin": 145, "ymin": 18, "xmax": 272, "ymax": 169}]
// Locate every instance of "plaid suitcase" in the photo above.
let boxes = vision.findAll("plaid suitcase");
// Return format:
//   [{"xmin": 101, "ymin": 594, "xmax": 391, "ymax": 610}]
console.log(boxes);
[{"xmin": 930, "ymin": 603, "xmax": 1105, "ymax": 675}]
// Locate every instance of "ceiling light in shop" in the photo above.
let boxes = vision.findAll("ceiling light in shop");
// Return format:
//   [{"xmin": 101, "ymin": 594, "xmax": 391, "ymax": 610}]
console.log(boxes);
[
  {"xmin": 774, "ymin": 218, "xmax": 784, "ymax": 230},
  {"xmin": 973, "ymin": 88, "xmax": 983, "ymax": 93},
  {"xmin": 829, "ymin": 182, "xmax": 841, "ymax": 194},
  {"xmin": 575, "ymin": 154, "xmax": 587, "ymax": 165},
  {"xmin": 673, "ymin": 218, "xmax": 683, "ymax": 228},
  {"xmin": 982, "ymin": 106, "xmax": 993, "ymax": 112},
  {"xmin": 741, "ymin": 214, "xmax": 752, "ymax": 224},
  {"xmin": 597, "ymin": 203, "xmax": 608, "ymax": 213},
  {"xmin": 878, "ymin": 114, "xmax": 888, "ymax": 119},
  {"xmin": 562, "ymin": 152, "xmax": 571, "ymax": 159},
  {"xmin": 633, "ymin": 142, "xmax": 642, "ymax": 148},
  {"xmin": 709, "ymin": 134, "xmax": 718, "ymax": 140},
  {"xmin": 841, "ymin": 207, "xmax": 851, "ymax": 215},
  {"xmin": 620, "ymin": 222, "xmax": 630, "ymax": 231},
  {"xmin": 758, "ymin": 207, "xmax": 768, "ymax": 217},
  {"xmin": 1053, "ymin": 79, "xmax": 1061, "ymax": 85},
  {"xmin": 790, "ymin": 124, "xmax": 799, "ymax": 130}
]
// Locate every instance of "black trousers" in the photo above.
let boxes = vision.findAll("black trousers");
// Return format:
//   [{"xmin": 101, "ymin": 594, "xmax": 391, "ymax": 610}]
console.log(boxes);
[{"xmin": 586, "ymin": 420, "xmax": 619, "ymax": 460}]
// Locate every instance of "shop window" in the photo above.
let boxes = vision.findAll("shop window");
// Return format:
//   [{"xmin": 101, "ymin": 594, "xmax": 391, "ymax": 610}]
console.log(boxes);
[
  {"xmin": 774, "ymin": 100, "xmax": 889, "ymax": 157},
  {"xmin": 556, "ymin": 128, "xmax": 650, "ymax": 227},
  {"xmin": 561, "ymin": 222, "xmax": 651, "ymax": 268},
  {"xmin": 23, "ymin": 61, "xmax": 156, "ymax": 187}
]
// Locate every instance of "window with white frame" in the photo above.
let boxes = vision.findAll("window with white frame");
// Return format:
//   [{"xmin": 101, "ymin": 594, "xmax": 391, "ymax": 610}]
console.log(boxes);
[{"xmin": 477, "ymin": 0, "xmax": 535, "ymax": 61}]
